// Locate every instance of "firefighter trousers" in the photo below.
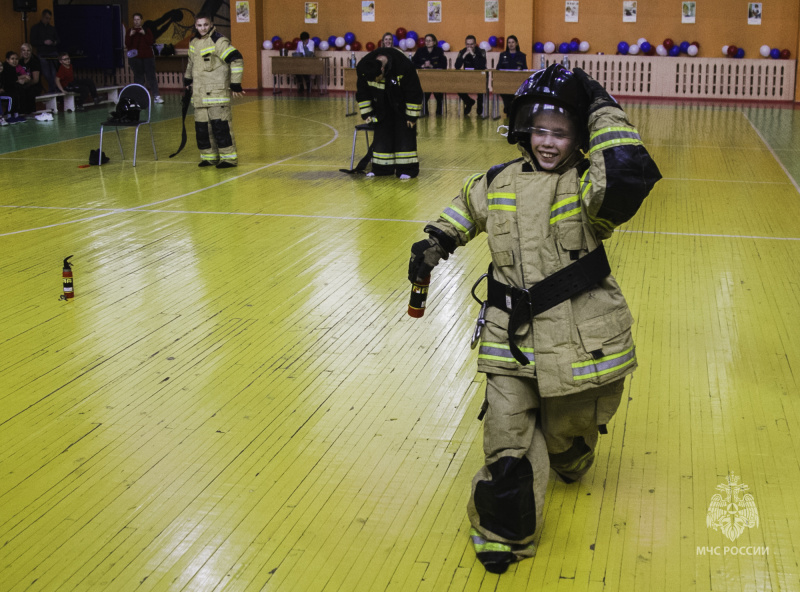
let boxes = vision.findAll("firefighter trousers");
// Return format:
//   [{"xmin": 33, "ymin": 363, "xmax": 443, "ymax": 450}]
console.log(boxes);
[
  {"xmin": 370, "ymin": 115, "xmax": 419, "ymax": 178},
  {"xmin": 194, "ymin": 104, "xmax": 238, "ymax": 165},
  {"xmin": 467, "ymin": 374, "xmax": 624, "ymax": 560}
]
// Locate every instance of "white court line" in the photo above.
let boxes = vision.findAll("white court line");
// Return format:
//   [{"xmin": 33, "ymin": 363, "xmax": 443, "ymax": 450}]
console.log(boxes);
[
  {"xmin": 3, "ymin": 204, "xmax": 798, "ymax": 241},
  {"xmin": 0, "ymin": 114, "xmax": 339, "ymax": 238},
  {"xmin": 740, "ymin": 108, "xmax": 800, "ymax": 196}
]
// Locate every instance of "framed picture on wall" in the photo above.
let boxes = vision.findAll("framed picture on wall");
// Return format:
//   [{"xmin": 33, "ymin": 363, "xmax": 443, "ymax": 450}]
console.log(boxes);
[
  {"xmin": 428, "ymin": 1, "xmax": 442, "ymax": 23},
  {"xmin": 485, "ymin": 0, "xmax": 499, "ymax": 22},
  {"xmin": 565, "ymin": 1, "xmax": 578, "ymax": 22},
  {"xmin": 682, "ymin": 2, "xmax": 696, "ymax": 24},
  {"xmin": 748, "ymin": 2, "xmax": 762, "ymax": 25},
  {"xmin": 305, "ymin": 2, "xmax": 318, "ymax": 24},
  {"xmin": 362, "ymin": 1, "xmax": 375, "ymax": 22},
  {"xmin": 623, "ymin": 1, "xmax": 637, "ymax": 22},
  {"xmin": 235, "ymin": 1, "xmax": 250, "ymax": 23}
]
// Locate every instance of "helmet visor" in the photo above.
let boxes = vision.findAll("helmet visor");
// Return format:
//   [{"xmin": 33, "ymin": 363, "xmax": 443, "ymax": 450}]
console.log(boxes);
[{"xmin": 511, "ymin": 102, "xmax": 578, "ymax": 141}]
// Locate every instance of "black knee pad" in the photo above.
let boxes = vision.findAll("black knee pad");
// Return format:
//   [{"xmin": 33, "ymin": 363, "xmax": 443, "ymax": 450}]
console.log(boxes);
[
  {"xmin": 210, "ymin": 119, "xmax": 233, "ymax": 148},
  {"xmin": 474, "ymin": 456, "xmax": 537, "ymax": 540},
  {"xmin": 195, "ymin": 121, "xmax": 211, "ymax": 150}
]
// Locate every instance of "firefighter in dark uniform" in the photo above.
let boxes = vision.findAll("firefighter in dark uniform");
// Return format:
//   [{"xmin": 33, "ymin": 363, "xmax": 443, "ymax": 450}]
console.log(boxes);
[
  {"xmin": 356, "ymin": 47, "xmax": 424, "ymax": 179},
  {"xmin": 408, "ymin": 65, "xmax": 662, "ymax": 573}
]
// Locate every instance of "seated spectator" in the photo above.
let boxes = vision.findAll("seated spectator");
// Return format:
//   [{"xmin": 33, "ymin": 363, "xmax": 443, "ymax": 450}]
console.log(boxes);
[
  {"xmin": 1, "ymin": 51, "xmax": 36, "ymax": 119},
  {"xmin": 380, "ymin": 32, "xmax": 395, "ymax": 48},
  {"xmin": 411, "ymin": 33, "xmax": 447, "ymax": 116},
  {"xmin": 0, "ymin": 61, "xmax": 11, "ymax": 125},
  {"xmin": 496, "ymin": 35, "xmax": 527, "ymax": 115},
  {"xmin": 31, "ymin": 9, "xmax": 60, "ymax": 91},
  {"xmin": 295, "ymin": 31, "xmax": 314, "ymax": 94},
  {"xmin": 454, "ymin": 35, "xmax": 486, "ymax": 116},
  {"xmin": 19, "ymin": 43, "xmax": 44, "ymax": 103},
  {"xmin": 55, "ymin": 52, "xmax": 100, "ymax": 111}
]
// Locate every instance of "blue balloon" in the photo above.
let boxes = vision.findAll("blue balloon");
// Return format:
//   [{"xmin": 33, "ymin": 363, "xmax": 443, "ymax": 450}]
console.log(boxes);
[
  {"xmin": 736, "ymin": 47, "xmax": 745, "ymax": 58},
  {"xmin": 312, "ymin": 36, "xmax": 321, "ymax": 46},
  {"xmin": 272, "ymin": 35, "xmax": 281, "ymax": 43},
  {"xmin": 569, "ymin": 40, "xmax": 579, "ymax": 52},
  {"xmin": 407, "ymin": 31, "xmax": 418, "ymax": 41},
  {"xmin": 679, "ymin": 41, "xmax": 690, "ymax": 53},
  {"xmin": 489, "ymin": 36, "xmax": 498, "ymax": 47},
  {"xmin": 392, "ymin": 34, "xmax": 399, "ymax": 46},
  {"xmin": 640, "ymin": 41, "xmax": 652, "ymax": 53},
  {"xmin": 770, "ymin": 48, "xmax": 780, "ymax": 59},
  {"xmin": 438, "ymin": 40, "xmax": 445, "ymax": 47},
  {"xmin": 617, "ymin": 41, "xmax": 629, "ymax": 55},
  {"xmin": 328, "ymin": 35, "xmax": 337, "ymax": 46},
  {"xmin": 344, "ymin": 32, "xmax": 356, "ymax": 45},
  {"xmin": 533, "ymin": 42, "xmax": 544, "ymax": 53},
  {"xmin": 669, "ymin": 46, "xmax": 680, "ymax": 57},
  {"xmin": 558, "ymin": 42, "xmax": 569, "ymax": 53}
]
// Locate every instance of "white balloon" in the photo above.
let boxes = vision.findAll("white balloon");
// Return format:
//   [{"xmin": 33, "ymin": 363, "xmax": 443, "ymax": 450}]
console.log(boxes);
[
  {"xmin": 335, "ymin": 36, "xmax": 345, "ymax": 48},
  {"xmin": 441, "ymin": 42, "xmax": 450, "ymax": 51},
  {"xmin": 319, "ymin": 40, "xmax": 329, "ymax": 51},
  {"xmin": 628, "ymin": 44, "xmax": 640, "ymax": 55},
  {"xmin": 579, "ymin": 40, "xmax": 590, "ymax": 52},
  {"xmin": 687, "ymin": 45, "xmax": 698, "ymax": 57},
  {"xmin": 759, "ymin": 44, "xmax": 771, "ymax": 57},
  {"xmin": 722, "ymin": 45, "xmax": 729, "ymax": 55},
  {"xmin": 637, "ymin": 38, "xmax": 648, "ymax": 47},
  {"xmin": 405, "ymin": 38, "xmax": 415, "ymax": 50},
  {"xmin": 543, "ymin": 41, "xmax": 555, "ymax": 54},
  {"xmin": 262, "ymin": 40, "xmax": 273, "ymax": 50},
  {"xmin": 656, "ymin": 44, "xmax": 668, "ymax": 56},
  {"xmin": 345, "ymin": 44, "xmax": 351, "ymax": 51},
  {"xmin": 479, "ymin": 41, "xmax": 491, "ymax": 50}
]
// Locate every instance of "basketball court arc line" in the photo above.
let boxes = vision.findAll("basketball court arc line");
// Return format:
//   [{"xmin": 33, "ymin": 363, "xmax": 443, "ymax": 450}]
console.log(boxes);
[{"xmin": 0, "ymin": 115, "xmax": 339, "ymax": 238}]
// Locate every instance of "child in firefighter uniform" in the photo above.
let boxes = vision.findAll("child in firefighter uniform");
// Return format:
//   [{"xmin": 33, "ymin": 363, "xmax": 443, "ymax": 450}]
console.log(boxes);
[
  {"xmin": 356, "ymin": 47, "xmax": 423, "ymax": 179},
  {"xmin": 184, "ymin": 12, "xmax": 244, "ymax": 168},
  {"xmin": 408, "ymin": 64, "xmax": 661, "ymax": 574}
]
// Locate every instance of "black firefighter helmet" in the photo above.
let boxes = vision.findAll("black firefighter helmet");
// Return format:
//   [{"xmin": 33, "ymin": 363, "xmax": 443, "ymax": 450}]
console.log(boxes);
[{"xmin": 506, "ymin": 64, "xmax": 590, "ymax": 149}]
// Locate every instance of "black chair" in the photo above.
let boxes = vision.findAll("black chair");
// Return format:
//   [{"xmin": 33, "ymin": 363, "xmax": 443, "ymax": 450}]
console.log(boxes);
[{"xmin": 98, "ymin": 83, "xmax": 157, "ymax": 166}]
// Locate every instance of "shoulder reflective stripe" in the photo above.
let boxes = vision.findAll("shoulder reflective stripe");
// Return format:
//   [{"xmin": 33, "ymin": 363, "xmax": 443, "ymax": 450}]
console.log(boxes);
[
  {"xmin": 479, "ymin": 342, "xmax": 534, "ymax": 364},
  {"xmin": 442, "ymin": 206, "xmax": 475, "ymax": 236},
  {"xmin": 550, "ymin": 198, "xmax": 581, "ymax": 224},
  {"xmin": 488, "ymin": 192, "xmax": 516, "ymax": 211},
  {"xmin": 367, "ymin": 81, "xmax": 386, "ymax": 89},
  {"xmin": 462, "ymin": 173, "xmax": 484, "ymax": 211},
  {"xmin": 572, "ymin": 346, "xmax": 635, "ymax": 380},
  {"xmin": 220, "ymin": 46, "xmax": 236, "ymax": 60}
]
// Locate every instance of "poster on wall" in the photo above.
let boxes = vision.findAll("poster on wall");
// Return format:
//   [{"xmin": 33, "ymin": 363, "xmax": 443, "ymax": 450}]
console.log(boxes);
[
  {"xmin": 235, "ymin": 1, "xmax": 250, "ymax": 23},
  {"xmin": 681, "ymin": 2, "xmax": 696, "ymax": 23},
  {"xmin": 485, "ymin": 0, "xmax": 499, "ymax": 22},
  {"xmin": 305, "ymin": 2, "xmax": 319, "ymax": 24},
  {"xmin": 622, "ymin": 1, "xmax": 637, "ymax": 22},
  {"xmin": 747, "ymin": 2, "xmax": 762, "ymax": 25},
  {"xmin": 362, "ymin": 1, "xmax": 375, "ymax": 22},
  {"xmin": 565, "ymin": 1, "xmax": 578, "ymax": 22},
  {"xmin": 428, "ymin": 1, "xmax": 442, "ymax": 23}
]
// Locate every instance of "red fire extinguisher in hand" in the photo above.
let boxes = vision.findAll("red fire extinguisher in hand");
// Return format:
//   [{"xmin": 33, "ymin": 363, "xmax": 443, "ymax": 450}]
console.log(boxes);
[
  {"xmin": 408, "ymin": 275, "xmax": 430, "ymax": 318},
  {"xmin": 60, "ymin": 256, "xmax": 74, "ymax": 300}
]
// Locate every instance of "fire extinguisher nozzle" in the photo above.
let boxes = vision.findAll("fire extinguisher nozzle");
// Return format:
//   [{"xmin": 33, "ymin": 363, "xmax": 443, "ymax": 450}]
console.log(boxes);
[{"xmin": 63, "ymin": 255, "xmax": 73, "ymax": 269}]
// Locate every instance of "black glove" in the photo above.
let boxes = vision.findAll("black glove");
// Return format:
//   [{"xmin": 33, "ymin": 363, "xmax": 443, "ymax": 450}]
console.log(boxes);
[
  {"xmin": 573, "ymin": 67, "xmax": 621, "ymax": 114},
  {"xmin": 408, "ymin": 237, "xmax": 449, "ymax": 282}
]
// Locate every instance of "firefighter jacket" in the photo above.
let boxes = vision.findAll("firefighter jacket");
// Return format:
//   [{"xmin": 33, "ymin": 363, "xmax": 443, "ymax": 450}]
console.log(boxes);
[
  {"xmin": 184, "ymin": 26, "xmax": 243, "ymax": 109},
  {"xmin": 356, "ymin": 48, "xmax": 423, "ymax": 123},
  {"xmin": 427, "ymin": 104, "xmax": 662, "ymax": 398}
]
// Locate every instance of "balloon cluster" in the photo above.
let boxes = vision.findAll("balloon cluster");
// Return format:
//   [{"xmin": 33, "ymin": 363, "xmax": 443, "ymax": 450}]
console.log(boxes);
[
  {"xmin": 262, "ymin": 33, "xmax": 362, "ymax": 52},
  {"xmin": 533, "ymin": 38, "xmax": 590, "ymax": 54},
  {"xmin": 721, "ymin": 44, "xmax": 745, "ymax": 59},
  {"xmin": 759, "ymin": 45, "xmax": 792, "ymax": 59},
  {"xmin": 653, "ymin": 39, "xmax": 699, "ymax": 57}
]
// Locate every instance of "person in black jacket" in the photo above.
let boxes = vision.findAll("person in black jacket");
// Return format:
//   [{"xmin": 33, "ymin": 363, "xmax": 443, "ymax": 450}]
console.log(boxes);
[
  {"xmin": 411, "ymin": 33, "xmax": 447, "ymax": 116},
  {"xmin": 496, "ymin": 35, "xmax": 527, "ymax": 115},
  {"xmin": 356, "ymin": 47, "xmax": 423, "ymax": 178},
  {"xmin": 30, "ymin": 9, "xmax": 60, "ymax": 92},
  {"xmin": 454, "ymin": 35, "xmax": 486, "ymax": 116}
]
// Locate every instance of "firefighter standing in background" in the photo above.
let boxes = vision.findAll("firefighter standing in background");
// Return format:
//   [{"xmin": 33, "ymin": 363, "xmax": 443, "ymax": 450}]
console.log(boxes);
[
  {"xmin": 184, "ymin": 11, "xmax": 244, "ymax": 168},
  {"xmin": 356, "ymin": 47, "xmax": 423, "ymax": 179},
  {"xmin": 407, "ymin": 64, "xmax": 661, "ymax": 574}
]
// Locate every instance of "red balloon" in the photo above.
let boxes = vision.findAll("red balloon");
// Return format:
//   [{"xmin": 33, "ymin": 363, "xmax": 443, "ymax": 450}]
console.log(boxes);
[
  {"xmin": 396, "ymin": 27, "xmax": 407, "ymax": 39},
  {"xmin": 571, "ymin": 37, "xmax": 580, "ymax": 44},
  {"xmin": 365, "ymin": 41, "xmax": 375, "ymax": 51},
  {"xmin": 727, "ymin": 45, "xmax": 737, "ymax": 57},
  {"xmin": 273, "ymin": 40, "xmax": 283, "ymax": 50},
  {"xmin": 780, "ymin": 49, "xmax": 791, "ymax": 59},
  {"xmin": 663, "ymin": 38, "xmax": 674, "ymax": 50},
  {"xmin": 496, "ymin": 36, "xmax": 504, "ymax": 49},
  {"xmin": 352, "ymin": 41, "xmax": 362, "ymax": 51},
  {"xmin": 417, "ymin": 38, "xmax": 426, "ymax": 48},
  {"xmin": 293, "ymin": 37, "xmax": 300, "ymax": 44},
  {"xmin": 645, "ymin": 45, "xmax": 656, "ymax": 56},
  {"xmin": 284, "ymin": 40, "xmax": 296, "ymax": 51},
  {"xmin": 691, "ymin": 41, "xmax": 700, "ymax": 49}
]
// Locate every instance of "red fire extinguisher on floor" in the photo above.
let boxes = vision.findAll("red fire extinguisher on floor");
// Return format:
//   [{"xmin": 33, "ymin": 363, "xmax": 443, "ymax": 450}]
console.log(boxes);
[{"xmin": 60, "ymin": 256, "xmax": 74, "ymax": 300}]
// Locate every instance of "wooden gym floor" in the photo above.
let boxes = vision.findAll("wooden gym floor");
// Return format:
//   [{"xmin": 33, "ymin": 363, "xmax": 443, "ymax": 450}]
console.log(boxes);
[{"xmin": 1, "ymin": 93, "xmax": 800, "ymax": 592}]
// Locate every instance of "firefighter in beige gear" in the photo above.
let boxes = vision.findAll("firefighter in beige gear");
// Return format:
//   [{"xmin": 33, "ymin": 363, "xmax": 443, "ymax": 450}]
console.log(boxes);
[
  {"xmin": 408, "ymin": 64, "xmax": 661, "ymax": 574},
  {"xmin": 184, "ymin": 12, "xmax": 245, "ymax": 169}
]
